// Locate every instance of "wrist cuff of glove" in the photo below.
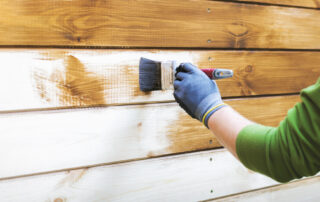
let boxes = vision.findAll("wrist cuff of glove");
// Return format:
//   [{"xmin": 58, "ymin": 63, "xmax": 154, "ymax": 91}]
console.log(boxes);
[{"xmin": 202, "ymin": 103, "xmax": 228, "ymax": 128}]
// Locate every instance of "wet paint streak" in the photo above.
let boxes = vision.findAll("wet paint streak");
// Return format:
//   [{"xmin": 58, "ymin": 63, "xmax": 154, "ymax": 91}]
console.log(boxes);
[
  {"xmin": 167, "ymin": 111, "xmax": 220, "ymax": 154},
  {"xmin": 33, "ymin": 54, "xmax": 107, "ymax": 107},
  {"xmin": 31, "ymin": 50, "xmax": 203, "ymax": 107},
  {"xmin": 57, "ymin": 55, "xmax": 106, "ymax": 106}
]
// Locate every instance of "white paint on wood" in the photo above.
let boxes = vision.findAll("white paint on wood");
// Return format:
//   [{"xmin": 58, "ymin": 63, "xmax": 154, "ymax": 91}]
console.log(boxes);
[
  {"xmin": 0, "ymin": 95, "xmax": 298, "ymax": 179},
  {"xmin": 0, "ymin": 104, "xmax": 179, "ymax": 179},
  {"xmin": 212, "ymin": 176, "xmax": 320, "ymax": 202},
  {"xmin": 0, "ymin": 49, "xmax": 318, "ymax": 111},
  {"xmin": 0, "ymin": 149, "xmax": 278, "ymax": 202},
  {"xmin": 0, "ymin": 49, "xmax": 199, "ymax": 111}
]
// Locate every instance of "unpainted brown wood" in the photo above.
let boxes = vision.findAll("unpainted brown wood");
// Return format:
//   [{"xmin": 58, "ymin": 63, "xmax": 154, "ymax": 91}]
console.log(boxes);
[
  {"xmin": 0, "ymin": 95, "xmax": 299, "ymax": 179},
  {"xmin": 1, "ymin": 0, "xmax": 320, "ymax": 48},
  {"xmin": 0, "ymin": 49, "xmax": 318, "ymax": 111},
  {"xmin": 233, "ymin": 0, "xmax": 320, "ymax": 8}
]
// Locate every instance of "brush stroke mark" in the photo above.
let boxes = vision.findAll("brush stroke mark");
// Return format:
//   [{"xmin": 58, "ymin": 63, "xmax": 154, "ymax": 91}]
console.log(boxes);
[
  {"xmin": 33, "ymin": 51, "xmax": 155, "ymax": 107},
  {"xmin": 58, "ymin": 55, "xmax": 106, "ymax": 106},
  {"xmin": 33, "ymin": 54, "xmax": 106, "ymax": 107},
  {"xmin": 167, "ymin": 111, "xmax": 220, "ymax": 154},
  {"xmin": 101, "ymin": 62, "xmax": 152, "ymax": 104}
]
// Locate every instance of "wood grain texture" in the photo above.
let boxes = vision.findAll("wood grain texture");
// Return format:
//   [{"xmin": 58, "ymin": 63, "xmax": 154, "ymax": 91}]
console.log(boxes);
[
  {"xmin": 0, "ymin": 95, "xmax": 298, "ymax": 179},
  {"xmin": 0, "ymin": 149, "xmax": 279, "ymax": 202},
  {"xmin": 233, "ymin": 0, "xmax": 320, "ymax": 8},
  {"xmin": 1, "ymin": 0, "xmax": 320, "ymax": 48},
  {"xmin": 212, "ymin": 176, "xmax": 320, "ymax": 202},
  {"xmin": 0, "ymin": 49, "xmax": 318, "ymax": 111}
]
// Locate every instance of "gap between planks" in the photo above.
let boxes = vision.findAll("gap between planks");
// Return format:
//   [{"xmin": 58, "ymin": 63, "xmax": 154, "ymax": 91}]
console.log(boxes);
[
  {"xmin": 212, "ymin": 0, "xmax": 320, "ymax": 9},
  {"xmin": 0, "ymin": 95, "xmax": 299, "ymax": 180},
  {"xmin": 0, "ymin": 95, "xmax": 294, "ymax": 180},
  {"xmin": 0, "ymin": 93, "xmax": 299, "ymax": 115},
  {"xmin": 0, "ymin": 146, "xmax": 224, "ymax": 182},
  {"xmin": 3, "ymin": 46, "xmax": 320, "ymax": 52},
  {"xmin": 206, "ymin": 175, "xmax": 320, "ymax": 201},
  {"xmin": 0, "ymin": 149, "xmax": 279, "ymax": 202}
]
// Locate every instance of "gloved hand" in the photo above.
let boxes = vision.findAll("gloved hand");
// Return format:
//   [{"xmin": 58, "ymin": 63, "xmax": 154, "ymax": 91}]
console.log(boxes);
[{"xmin": 173, "ymin": 63, "xmax": 227, "ymax": 127}]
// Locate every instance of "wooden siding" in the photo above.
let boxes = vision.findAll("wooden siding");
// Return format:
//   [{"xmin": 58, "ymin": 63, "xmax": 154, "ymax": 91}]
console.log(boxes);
[
  {"xmin": 0, "ymin": 95, "xmax": 298, "ymax": 179},
  {"xmin": 0, "ymin": 0, "xmax": 319, "ymax": 201},
  {"xmin": 233, "ymin": 0, "xmax": 320, "ymax": 8},
  {"xmin": 0, "ymin": 50, "xmax": 318, "ymax": 111},
  {"xmin": 1, "ymin": 0, "xmax": 320, "ymax": 49},
  {"xmin": 212, "ymin": 176, "xmax": 320, "ymax": 201},
  {"xmin": 0, "ymin": 149, "xmax": 279, "ymax": 202}
]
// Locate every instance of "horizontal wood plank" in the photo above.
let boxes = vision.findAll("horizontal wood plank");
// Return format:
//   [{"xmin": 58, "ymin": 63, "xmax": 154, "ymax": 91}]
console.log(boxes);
[
  {"xmin": 2, "ymin": 0, "xmax": 320, "ymax": 48},
  {"xmin": 0, "ymin": 149, "xmax": 278, "ymax": 201},
  {"xmin": 0, "ymin": 49, "xmax": 319, "ymax": 111},
  {"xmin": 0, "ymin": 95, "xmax": 299, "ymax": 179},
  {"xmin": 233, "ymin": 0, "xmax": 320, "ymax": 8},
  {"xmin": 212, "ymin": 176, "xmax": 320, "ymax": 202}
]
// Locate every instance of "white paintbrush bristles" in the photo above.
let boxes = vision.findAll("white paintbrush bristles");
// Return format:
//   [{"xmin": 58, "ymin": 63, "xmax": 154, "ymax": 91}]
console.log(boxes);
[{"xmin": 160, "ymin": 60, "xmax": 178, "ymax": 90}]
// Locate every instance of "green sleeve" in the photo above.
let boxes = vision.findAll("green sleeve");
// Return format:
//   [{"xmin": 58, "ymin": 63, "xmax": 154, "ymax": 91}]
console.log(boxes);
[{"xmin": 236, "ymin": 78, "xmax": 320, "ymax": 183}]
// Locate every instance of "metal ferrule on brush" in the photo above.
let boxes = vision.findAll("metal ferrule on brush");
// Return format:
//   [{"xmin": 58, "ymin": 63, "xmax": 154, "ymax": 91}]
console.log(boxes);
[{"xmin": 160, "ymin": 60, "xmax": 178, "ymax": 90}]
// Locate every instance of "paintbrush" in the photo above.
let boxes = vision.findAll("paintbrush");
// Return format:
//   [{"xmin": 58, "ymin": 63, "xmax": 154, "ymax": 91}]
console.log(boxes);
[{"xmin": 139, "ymin": 57, "xmax": 233, "ymax": 91}]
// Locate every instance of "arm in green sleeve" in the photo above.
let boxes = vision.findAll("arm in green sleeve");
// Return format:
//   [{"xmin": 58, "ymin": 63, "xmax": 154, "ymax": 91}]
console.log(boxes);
[{"xmin": 236, "ymin": 78, "xmax": 320, "ymax": 183}]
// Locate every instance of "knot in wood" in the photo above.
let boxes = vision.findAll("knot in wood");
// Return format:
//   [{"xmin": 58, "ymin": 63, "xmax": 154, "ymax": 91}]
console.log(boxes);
[
  {"xmin": 237, "ymin": 65, "xmax": 254, "ymax": 77},
  {"xmin": 54, "ymin": 198, "xmax": 64, "ymax": 202},
  {"xmin": 245, "ymin": 65, "xmax": 253, "ymax": 73},
  {"xmin": 227, "ymin": 22, "xmax": 248, "ymax": 37}
]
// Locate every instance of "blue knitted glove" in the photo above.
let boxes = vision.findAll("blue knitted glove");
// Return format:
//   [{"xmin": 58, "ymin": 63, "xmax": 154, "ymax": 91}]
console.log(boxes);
[{"xmin": 173, "ymin": 63, "xmax": 227, "ymax": 127}]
